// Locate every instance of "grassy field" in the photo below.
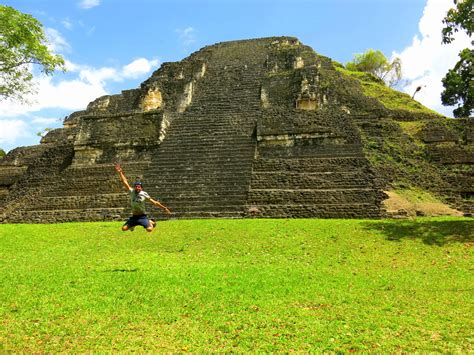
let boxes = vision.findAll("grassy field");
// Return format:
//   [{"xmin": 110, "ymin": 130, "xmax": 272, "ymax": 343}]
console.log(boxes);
[{"xmin": 0, "ymin": 217, "xmax": 472, "ymax": 352}]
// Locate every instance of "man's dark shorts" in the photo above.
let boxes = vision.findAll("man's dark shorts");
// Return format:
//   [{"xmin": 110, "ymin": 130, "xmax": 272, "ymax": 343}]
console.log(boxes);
[{"xmin": 124, "ymin": 214, "xmax": 150, "ymax": 229}]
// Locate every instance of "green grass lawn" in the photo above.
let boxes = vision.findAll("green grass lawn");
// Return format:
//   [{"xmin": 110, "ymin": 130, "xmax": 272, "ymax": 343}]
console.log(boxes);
[{"xmin": 0, "ymin": 218, "xmax": 472, "ymax": 352}]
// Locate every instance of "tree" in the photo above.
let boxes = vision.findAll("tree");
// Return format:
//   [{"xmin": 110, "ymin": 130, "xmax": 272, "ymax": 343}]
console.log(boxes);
[
  {"xmin": 346, "ymin": 49, "xmax": 402, "ymax": 87},
  {"xmin": 441, "ymin": 0, "xmax": 473, "ymax": 117},
  {"xmin": 0, "ymin": 148, "xmax": 5, "ymax": 159},
  {"xmin": 441, "ymin": 0, "xmax": 473, "ymax": 44},
  {"xmin": 441, "ymin": 48, "xmax": 473, "ymax": 117},
  {"xmin": 0, "ymin": 5, "xmax": 66, "ymax": 102}
]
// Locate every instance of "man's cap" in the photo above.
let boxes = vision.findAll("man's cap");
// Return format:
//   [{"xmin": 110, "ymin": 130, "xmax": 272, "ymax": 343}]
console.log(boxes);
[{"xmin": 133, "ymin": 181, "xmax": 143, "ymax": 187}]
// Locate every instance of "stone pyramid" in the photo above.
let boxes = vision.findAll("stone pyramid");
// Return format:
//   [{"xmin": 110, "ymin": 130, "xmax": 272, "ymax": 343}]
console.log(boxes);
[{"xmin": 0, "ymin": 36, "xmax": 472, "ymax": 223}]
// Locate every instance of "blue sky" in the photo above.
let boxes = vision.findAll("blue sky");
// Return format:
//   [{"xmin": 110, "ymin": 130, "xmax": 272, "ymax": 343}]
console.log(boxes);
[{"xmin": 0, "ymin": 0, "xmax": 471, "ymax": 152}]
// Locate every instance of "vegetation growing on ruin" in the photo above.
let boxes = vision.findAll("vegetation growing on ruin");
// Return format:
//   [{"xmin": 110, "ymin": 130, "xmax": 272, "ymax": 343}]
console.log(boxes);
[
  {"xmin": 0, "ymin": 218, "xmax": 472, "ymax": 352},
  {"xmin": 335, "ymin": 67, "xmax": 442, "ymax": 116},
  {"xmin": 397, "ymin": 121, "xmax": 426, "ymax": 137},
  {"xmin": 360, "ymin": 121, "xmax": 436, "ymax": 188}
]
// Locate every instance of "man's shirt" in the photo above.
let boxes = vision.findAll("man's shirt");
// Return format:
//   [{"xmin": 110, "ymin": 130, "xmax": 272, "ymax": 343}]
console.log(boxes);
[{"xmin": 129, "ymin": 188, "xmax": 151, "ymax": 215}]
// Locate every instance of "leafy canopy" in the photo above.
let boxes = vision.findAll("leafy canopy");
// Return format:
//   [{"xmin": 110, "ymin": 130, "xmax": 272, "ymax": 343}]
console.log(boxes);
[
  {"xmin": 441, "ymin": 0, "xmax": 473, "ymax": 44},
  {"xmin": 0, "ymin": 5, "xmax": 66, "ymax": 102},
  {"xmin": 441, "ymin": 48, "xmax": 473, "ymax": 118},
  {"xmin": 346, "ymin": 49, "xmax": 402, "ymax": 88},
  {"xmin": 440, "ymin": 0, "xmax": 473, "ymax": 117}
]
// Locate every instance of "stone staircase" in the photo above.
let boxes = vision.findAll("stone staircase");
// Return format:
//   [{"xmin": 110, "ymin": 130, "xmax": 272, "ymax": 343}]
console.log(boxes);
[
  {"xmin": 247, "ymin": 150, "xmax": 385, "ymax": 218},
  {"xmin": 142, "ymin": 59, "xmax": 262, "ymax": 219},
  {"xmin": 5, "ymin": 161, "xmax": 150, "ymax": 223}
]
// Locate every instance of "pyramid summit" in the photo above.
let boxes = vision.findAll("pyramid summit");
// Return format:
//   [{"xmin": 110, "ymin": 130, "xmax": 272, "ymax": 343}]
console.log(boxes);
[{"xmin": 0, "ymin": 36, "xmax": 472, "ymax": 222}]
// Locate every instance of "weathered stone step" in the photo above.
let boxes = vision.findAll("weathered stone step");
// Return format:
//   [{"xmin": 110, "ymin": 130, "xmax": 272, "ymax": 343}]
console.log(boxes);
[
  {"xmin": 165, "ymin": 123, "xmax": 256, "ymax": 133},
  {"xmin": 32, "ymin": 187, "xmax": 122, "ymax": 197},
  {"xmin": 160, "ymin": 131, "xmax": 253, "ymax": 137},
  {"xmin": 165, "ymin": 204, "xmax": 244, "ymax": 213},
  {"xmin": 151, "ymin": 190, "xmax": 249, "ymax": 198},
  {"xmin": 145, "ymin": 173, "xmax": 252, "ymax": 183},
  {"xmin": 9, "ymin": 207, "xmax": 128, "ymax": 223},
  {"xmin": 156, "ymin": 196, "xmax": 246, "ymax": 204},
  {"xmin": 160, "ymin": 138, "xmax": 253, "ymax": 146},
  {"xmin": 164, "ymin": 132, "xmax": 252, "ymax": 138},
  {"xmin": 152, "ymin": 155, "xmax": 253, "ymax": 165},
  {"xmin": 153, "ymin": 189, "xmax": 246, "ymax": 196},
  {"xmin": 156, "ymin": 146, "xmax": 254, "ymax": 154},
  {"xmin": 147, "ymin": 162, "xmax": 255, "ymax": 172},
  {"xmin": 159, "ymin": 138, "xmax": 253, "ymax": 145},
  {"xmin": 189, "ymin": 102, "xmax": 260, "ymax": 108},
  {"xmin": 252, "ymin": 157, "xmax": 370, "ymax": 172},
  {"xmin": 250, "ymin": 171, "xmax": 374, "ymax": 189},
  {"xmin": 182, "ymin": 109, "xmax": 260, "ymax": 117},
  {"xmin": 246, "ymin": 203, "xmax": 382, "ymax": 218},
  {"xmin": 164, "ymin": 211, "xmax": 243, "ymax": 219},
  {"xmin": 16, "ymin": 180, "xmax": 121, "ymax": 194},
  {"xmin": 150, "ymin": 189, "xmax": 249, "ymax": 197},
  {"xmin": 19, "ymin": 193, "xmax": 128, "ymax": 210},
  {"xmin": 257, "ymin": 144, "xmax": 364, "ymax": 159},
  {"xmin": 152, "ymin": 155, "xmax": 254, "ymax": 164},
  {"xmin": 150, "ymin": 162, "xmax": 254, "ymax": 172},
  {"xmin": 248, "ymin": 188, "xmax": 384, "ymax": 204}
]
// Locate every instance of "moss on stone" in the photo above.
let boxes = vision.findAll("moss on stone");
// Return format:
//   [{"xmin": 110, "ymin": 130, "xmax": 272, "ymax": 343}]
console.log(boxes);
[{"xmin": 398, "ymin": 121, "xmax": 426, "ymax": 136}]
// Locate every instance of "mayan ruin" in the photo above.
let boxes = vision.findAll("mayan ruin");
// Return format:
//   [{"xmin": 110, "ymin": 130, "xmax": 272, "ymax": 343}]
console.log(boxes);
[{"xmin": 0, "ymin": 36, "xmax": 472, "ymax": 223}]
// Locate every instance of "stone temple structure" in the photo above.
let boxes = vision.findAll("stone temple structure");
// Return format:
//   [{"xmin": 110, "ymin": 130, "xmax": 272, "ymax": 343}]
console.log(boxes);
[{"xmin": 0, "ymin": 37, "xmax": 472, "ymax": 223}]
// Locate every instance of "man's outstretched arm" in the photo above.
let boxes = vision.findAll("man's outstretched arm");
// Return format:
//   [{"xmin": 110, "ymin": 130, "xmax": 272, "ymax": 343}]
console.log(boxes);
[
  {"xmin": 150, "ymin": 198, "xmax": 172, "ymax": 215},
  {"xmin": 114, "ymin": 163, "xmax": 131, "ymax": 191}
]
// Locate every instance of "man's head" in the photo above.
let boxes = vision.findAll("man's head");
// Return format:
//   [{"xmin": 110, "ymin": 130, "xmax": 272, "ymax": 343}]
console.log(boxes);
[{"xmin": 133, "ymin": 181, "xmax": 143, "ymax": 192}]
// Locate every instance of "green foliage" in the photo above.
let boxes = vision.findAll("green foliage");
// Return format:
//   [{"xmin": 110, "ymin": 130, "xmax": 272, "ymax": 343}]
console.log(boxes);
[
  {"xmin": 394, "ymin": 187, "xmax": 444, "ymax": 204},
  {"xmin": 0, "ymin": 148, "xmax": 5, "ymax": 158},
  {"xmin": 398, "ymin": 121, "xmax": 426, "ymax": 137},
  {"xmin": 336, "ymin": 67, "xmax": 440, "ymax": 116},
  {"xmin": 441, "ymin": 0, "xmax": 473, "ymax": 44},
  {"xmin": 441, "ymin": 0, "xmax": 473, "ymax": 117},
  {"xmin": 357, "ymin": 119, "xmax": 451, "ymax": 195},
  {"xmin": 0, "ymin": 219, "xmax": 472, "ymax": 352},
  {"xmin": 36, "ymin": 127, "xmax": 53, "ymax": 137},
  {"xmin": 0, "ymin": 5, "xmax": 66, "ymax": 102},
  {"xmin": 346, "ymin": 49, "xmax": 402, "ymax": 87},
  {"xmin": 441, "ymin": 48, "xmax": 473, "ymax": 117}
]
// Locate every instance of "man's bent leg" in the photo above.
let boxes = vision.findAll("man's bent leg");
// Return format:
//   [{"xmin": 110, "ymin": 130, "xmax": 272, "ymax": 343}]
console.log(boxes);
[
  {"xmin": 146, "ymin": 221, "xmax": 154, "ymax": 232},
  {"xmin": 146, "ymin": 219, "xmax": 156, "ymax": 232},
  {"xmin": 123, "ymin": 216, "xmax": 136, "ymax": 232}
]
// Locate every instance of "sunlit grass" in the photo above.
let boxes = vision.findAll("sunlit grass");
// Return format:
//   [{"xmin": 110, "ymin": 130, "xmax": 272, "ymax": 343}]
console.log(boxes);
[
  {"xmin": 336, "ymin": 67, "xmax": 442, "ymax": 116},
  {"xmin": 0, "ymin": 218, "xmax": 472, "ymax": 352}
]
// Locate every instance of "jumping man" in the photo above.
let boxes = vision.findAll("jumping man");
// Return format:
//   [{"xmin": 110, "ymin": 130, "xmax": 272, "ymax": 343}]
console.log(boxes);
[{"xmin": 115, "ymin": 163, "xmax": 171, "ymax": 232}]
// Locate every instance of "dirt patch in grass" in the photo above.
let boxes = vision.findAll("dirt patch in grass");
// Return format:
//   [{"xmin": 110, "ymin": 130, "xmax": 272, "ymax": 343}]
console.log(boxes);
[{"xmin": 383, "ymin": 190, "xmax": 463, "ymax": 217}]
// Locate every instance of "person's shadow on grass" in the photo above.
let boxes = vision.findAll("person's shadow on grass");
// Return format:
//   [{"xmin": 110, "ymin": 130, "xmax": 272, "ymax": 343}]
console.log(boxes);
[{"xmin": 361, "ymin": 219, "xmax": 474, "ymax": 246}]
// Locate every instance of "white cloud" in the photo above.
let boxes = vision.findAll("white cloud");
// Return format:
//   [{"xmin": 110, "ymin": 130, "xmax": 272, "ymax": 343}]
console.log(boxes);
[
  {"xmin": 79, "ymin": 67, "xmax": 119, "ymax": 86},
  {"xmin": 122, "ymin": 58, "xmax": 160, "ymax": 79},
  {"xmin": 0, "ymin": 119, "xmax": 30, "ymax": 145},
  {"xmin": 0, "ymin": 57, "xmax": 160, "ymax": 118},
  {"xmin": 45, "ymin": 28, "xmax": 71, "ymax": 53},
  {"xmin": 78, "ymin": 0, "xmax": 101, "ymax": 9},
  {"xmin": 176, "ymin": 27, "xmax": 197, "ymax": 47},
  {"xmin": 31, "ymin": 117, "xmax": 61, "ymax": 125},
  {"xmin": 0, "ymin": 76, "xmax": 108, "ymax": 117},
  {"xmin": 393, "ymin": 0, "xmax": 471, "ymax": 117}
]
